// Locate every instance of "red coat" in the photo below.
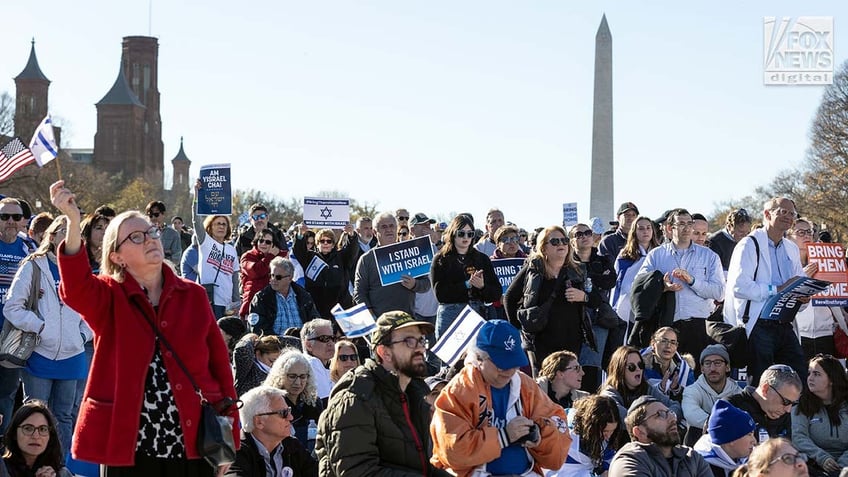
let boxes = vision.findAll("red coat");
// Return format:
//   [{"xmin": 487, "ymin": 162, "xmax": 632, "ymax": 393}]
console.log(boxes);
[
  {"xmin": 58, "ymin": 244, "xmax": 239, "ymax": 466},
  {"xmin": 238, "ymin": 247, "xmax": 277, "ymax": 318}
]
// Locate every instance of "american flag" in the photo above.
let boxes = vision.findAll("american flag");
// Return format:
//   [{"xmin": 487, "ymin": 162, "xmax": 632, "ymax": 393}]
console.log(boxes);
[{"xmin": 0, "ymin": 137, "xmax": 36, "ymax": 182}]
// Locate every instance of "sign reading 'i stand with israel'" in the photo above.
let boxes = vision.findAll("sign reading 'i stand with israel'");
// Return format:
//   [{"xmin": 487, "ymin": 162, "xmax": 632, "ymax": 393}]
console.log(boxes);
[
  {"xmin": 196, "ymin": 164, "xmax": 232, "ymax": 215},
  {"xmin": 303, "ymin": 197, "xmax": 350, "ymax": 227},
  {"xmin": 373, "ymin": 235, "xmax": 434, "ymax": 286}
]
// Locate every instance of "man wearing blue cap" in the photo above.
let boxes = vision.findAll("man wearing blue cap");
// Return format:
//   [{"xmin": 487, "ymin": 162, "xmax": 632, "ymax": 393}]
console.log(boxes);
[
  {"xmin": 693, "ymin": 400, "xmax": 757, "ymax": 477},
  {"xmin": 430, "ymin": 320, "xmax": 570, "ymax": 477}
]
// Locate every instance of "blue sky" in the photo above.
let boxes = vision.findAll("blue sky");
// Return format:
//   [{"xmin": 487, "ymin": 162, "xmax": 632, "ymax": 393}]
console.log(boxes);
[{"xmin": 2, "ymin": 1, "xmax": 846, "ymax": 229}]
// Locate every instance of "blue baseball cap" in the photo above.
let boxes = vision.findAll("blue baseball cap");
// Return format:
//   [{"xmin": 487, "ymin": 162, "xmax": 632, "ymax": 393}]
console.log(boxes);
[{"xmin": 475, "ymin": 320, "xmax": 528, "ymax": 370}]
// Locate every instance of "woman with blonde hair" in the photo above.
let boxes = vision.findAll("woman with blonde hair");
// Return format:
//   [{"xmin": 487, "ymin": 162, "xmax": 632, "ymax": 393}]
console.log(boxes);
[
  {"xmin": 329, "ymin": 340, "xmax": 360, "ymax": 385},
  {"xmin": 4, "ymin": 215, "xmax": 93, "ymax": 458},
  {"xmin": 732, "ymin": 437, "xmax": 809, "ymax": 477},
  {"xmin": 505, "ymin": 225, "xmax": 599, "ymax": 373},
  {"xmin": 263, "ymin": 349, "xmax": 322, "ymax": 453}
]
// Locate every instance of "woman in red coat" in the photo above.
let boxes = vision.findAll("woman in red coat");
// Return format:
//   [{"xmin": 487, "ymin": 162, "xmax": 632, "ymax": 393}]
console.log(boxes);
[
  {"xmin": 238, "ymin": 229, "xmax": 283, "ymax": 318},
  {"xmin": 50, "ymin": 181, "xmax": 238, "ymax": 477}
]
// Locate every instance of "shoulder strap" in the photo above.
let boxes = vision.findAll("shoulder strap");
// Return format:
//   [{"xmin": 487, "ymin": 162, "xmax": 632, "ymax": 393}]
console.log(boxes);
[
  {"xmin": 26, "ymin": 261, "xmax": 41, "ymax": 313},
  {"xmin": 742, "ymin": 236, "xmax": 761, "ymax": 321}
]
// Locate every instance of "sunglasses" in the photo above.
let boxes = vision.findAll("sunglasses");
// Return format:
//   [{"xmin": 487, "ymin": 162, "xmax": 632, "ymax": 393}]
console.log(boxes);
[
  {"xmin": 318, "ymin": 239, "xmax": 334, "ymax": 244},
  {"xmin": 499, "ymin": 236, "xmax": 520, "ymax": 244},
  {"xmin": 456, "ymin": 230, "xmax": 475, "ymax": 239},
  {"xmin": 572, "ymin": 230, "xmax": 593, "ymax": 239},
  {"xmin": 116, "ymin": 226, "xmax": 161, "ymax": 250},
  {"xmin": 256, "ymin": 408, "xmax": 292, "ymax": 419},
  {"xmin": 771, "ymin": 386, "xmax": 799, "ymax": 407},
  {"xmin": 252, "ymin": 213, "xmax": 268, "ymax": 221},
  {"xmin": 0, "ymin": 213, "xmax": 24, "ymax": 221},
  {"xmin": 270, "ymin": 274, "xmax": 291, "ymax": 281},
  {"xmin": 398, "ymin": 232, "xmax": 409, "ymax": 237},
  {"xmin": 547, "ymin": 238, "xmax": 568, "ymax": 246},
  {"xmin": 147, "ymin": 211, "xmax": 162, "ymax": 218},
  {"xmin": 397, "ymin": 216, "xmax": 409, "ymax": 221},
  {"xmin": 309, "ymin": 335, "xmax": 338, "ymax": 344},
  {"xmin": 257, "ymin": 239, "xmax": 274, "ymax": 245},
  {"xmin": 337, "ymin": 353, "xmax": 358, "ymax": 362},
  {"xmin": 626, "ymin": 361, "xmax": 646, "ymax": 372}
]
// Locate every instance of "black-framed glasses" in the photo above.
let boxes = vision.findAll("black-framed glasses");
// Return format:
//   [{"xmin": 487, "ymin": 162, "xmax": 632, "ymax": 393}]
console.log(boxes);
[
  {"xmin": 769, "ymin": 452, "xmax": 807, "ymax": 467},
  {"xmin": 147, "ymin": 211, "xmax": 161, "ymax": 218},
  {"xmin": 286, "ymin": 373, "xmax": 309, "ymax": 382},
  {"xmin": 390, "ymin": 336, "xmax": 429, "ymax": 349},
  {"xmin": 572, "ymin": 230, "xmax": 593, "ymax": 239},
  {"xmin": 499, "ymin": 236, "xmax": 520, "ymax": 244},
  {"xmin": 771, "ymin": 386, "xmax": 799, "ymax": 406},
  {"xmin": 270, "ymin": 274, "xmax": 291, "ymax": 281},
  {"xmin": 309, "ymin": 335, "xmax": 338, "ymax": 344},
  {"xmin": 702, "ymin": 359, "xmax": 727, "ymax": 368},
  {"xmin": 318, "ymin": 239, "xmax": 334, "ymax": 244},
  {"xmin": 116, "ymin": 226, "xmax": 161, "ymax": 250},
  {"xmin": 547, "ymin": 237, "xmax": 568, "ymax": 246},
  {"xmin": 256, "ymin": 408, "xmax": 292, "ymax": 419},
  {"xmin": 792, "ymin": 228, "xmax": 813, "ymax": 237},
  {"xmin": 626, "ymin": 361, "xmax": 646, "ymax": 372},
  {"xmin": 456, "ymin": 230, "xmax": 475, "ymax": 239},
  {"xmin": 18, "ymin": 424, "xmax": 50, "ymax": 437},
  {"xmin": 252, "ymin": 213, "xmax": 268, "ymax": 221},
  {"xmin": 257, "ymin": 239, "xmax": 274, "ymax": 245},
  {"xmin": 337, "ymin": 353, "xmax": 358, "ymax": 362},
  {"xmin": 0, "ymin": 213, "xmax": 23, "ymax": 222}
]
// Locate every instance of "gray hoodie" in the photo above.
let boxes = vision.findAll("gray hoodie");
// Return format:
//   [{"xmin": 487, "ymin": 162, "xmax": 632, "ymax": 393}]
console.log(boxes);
[
  {"xmin": 791, "ymin": 403, "xmax": 848, "ymax": 468},
  {"xmin": 682, "ymin": 374, "xmax": 743, "ymax": 430}
]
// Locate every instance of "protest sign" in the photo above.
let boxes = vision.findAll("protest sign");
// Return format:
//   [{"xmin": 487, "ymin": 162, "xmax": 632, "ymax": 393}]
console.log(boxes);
[
  {"xmin": 759, "ymin": 276, "xmax": 831, "ymax": 322},
  {"xmin": 562, "ymin": 203, "xmax": 578, "ymax": 227},
  {"xmin": 373, "ymin": 235, "xmax": 433, "ymax": 286},
  {"xmin": 491, "ymin": 258, "xmax": 525, "ymax": 294},
  {"xmin": 331, "ymin": 303, "xmax": 377, "ymax": 338},
  {"xmin": 303, "ymin": 197, "xmax": 350, "ymax": 227},
  {"xmin": 430, "ymin": 305, "xmax": 486, "ymax": 366},
  {"xmin": 806, "ymin": 243, "xmax": 848, "ymax": 306},
  {"xmin": 196, "ymin": 164, "xmax": 232, "ymax": 215}
]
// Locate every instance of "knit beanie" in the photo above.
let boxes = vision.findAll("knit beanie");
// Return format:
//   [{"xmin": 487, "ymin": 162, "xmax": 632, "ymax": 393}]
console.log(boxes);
[{"xmin": 708, "ymin": 400, "xmax": 756, "ymax": 445}]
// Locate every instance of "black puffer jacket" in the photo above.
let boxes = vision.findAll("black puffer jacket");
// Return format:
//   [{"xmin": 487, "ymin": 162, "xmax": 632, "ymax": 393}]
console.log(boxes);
[
  {"xmin": 315, "ymin": 359, "xmax": 450, "ymax": 477},
  {"xmin": 294, "ymin": 234, "xmax": 358, "ymax": 318},
  {"xmin": 249, "ymin": 283, "xmax": 321, "ymax": 336}
]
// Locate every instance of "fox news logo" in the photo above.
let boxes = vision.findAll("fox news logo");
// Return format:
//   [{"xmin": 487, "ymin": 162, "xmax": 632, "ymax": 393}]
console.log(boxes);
[{"xmin": 764, "ymin": 17, "xmax": 833, "ymax": 85}]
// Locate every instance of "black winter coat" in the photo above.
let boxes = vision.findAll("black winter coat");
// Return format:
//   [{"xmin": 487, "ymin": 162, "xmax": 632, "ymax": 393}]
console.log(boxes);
[
  {"xmin": 430, "ymin": 248, "xmax": 502, "ymax": 304},
  {"xmin": 294, "ymin": 234, "xmax": 358, "ymax": 318},
  {"xmin": 249, "ymin": 283, "xmax": 321, "ymax": 336},
  {"xmin": 225, "ymin": 433, "xmax": 318, "ymax": 477}
]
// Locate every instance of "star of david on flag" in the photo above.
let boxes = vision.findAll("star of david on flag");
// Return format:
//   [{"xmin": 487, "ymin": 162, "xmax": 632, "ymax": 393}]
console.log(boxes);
[
  {"xmin": 331, "ymin": 303, "xmax": 377, "ymax": 338},
  {"xmin": 430, "ymin": 305, "xmax": 487, "ymax": 366}
]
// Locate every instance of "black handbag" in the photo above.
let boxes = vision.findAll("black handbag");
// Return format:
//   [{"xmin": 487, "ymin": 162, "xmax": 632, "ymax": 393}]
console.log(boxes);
[
  {"xmin": 594, "ymin": 301, "xmax": 621, "ymax": 329},
  {"xmin": 133, "ymin": 300, "xmax": 236, "ymax": 468}
]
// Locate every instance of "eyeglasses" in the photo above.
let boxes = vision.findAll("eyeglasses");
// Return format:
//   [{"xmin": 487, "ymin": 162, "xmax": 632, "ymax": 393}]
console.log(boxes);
[
  {"xmin": 672, "ymin": 222, "xmax": 695, "ymax": 229},
  {"xmin": 656, "ymin": 338, "xmax": 679, "ymax": 347},
  {"xmin": 499, "ymin": 236, "xmax": 520, "ymax": 244},
  {"xmin": 572, "ymin": 230, "xmax": 593, "ymax": 239},
  {"xmin": 547, "ymin": 238, "xmax": 568, "ymax": 246},
  {"xmin": 116, "ymin": 226, "xmax": 161, "ymax": 250},
  {"xmin": 769, "ymin": 452, "xmax": 807, "ymax": 467},
  {"xmin": 18, "ymin": 424, "xmax": 50, "ymax": 437},
  {"xmin": 563, "ymin": 364, "xmax": 582, "ymax": 372},
  {"xmin": 626, "ymin": 361, "xmax": 646, "ymax": 372},
  {"xmin": 270, "ymin": 274, "xmax": 291, "ymax": 281},
  {"xmin": 318, "ymin": 239, "xmax": 334, "ymax": 244},
  {"xmin": 309, "ymin": 335, "xmax": 338, "ymax": 344},
  {"xmin": 640, "ymin": 409, "xmax": 676, "ymax": 424},
  {"xmin": 398, "ymin": 232, "xmax": 409, "ymax": 237},
  {"xmin": 286, "ymin": 373, "xmax": 309, "ymax": 382},
  {"xmin": 252, "ymin": 213, "xmax": 268, "ymax": 221},
  {"xmin": 258, "ymin": 239, "xmax": 274, "ymax": 245},
  {"xmin": 256, "ymin": 408, "xmax": 292, "ymax": 419},
  {"xmin": 771, "ymin": 386, "xmax": 799, "ymax": 407},
  {"xmin": 792, "ymin": 228, "xmax": 813, "ymax": 237},
  {"xmin": 519, "ymin": 234, "xmax": 527, "ymax": 238},
  {"xmin": 702, "ymin": 359, "xmax": 727, "ymax": 368},
  {"xmin": 337, "ymin": 353, "xmax": 358, "ymax": 362},
  {"xmin": 397, "ymin": 216, "xmax": 409, "ymax": 221},
  {"xmin": 456, "ymin": 230, "xmax": 475, "ymax": 239},
  {"xmin": 147, "ymin": 211, "xmax": 161, "ymax": 218},
  {"xmin": 390, "ymin": 336, "xmax": 429, "ymax": 349},
  {"xmin": 771, "ymin": 207, "xmax": 798, "ymax": 218},
  {"xmin": 0, "ymin": 213, "xmax": 24, "ymax": 222}
]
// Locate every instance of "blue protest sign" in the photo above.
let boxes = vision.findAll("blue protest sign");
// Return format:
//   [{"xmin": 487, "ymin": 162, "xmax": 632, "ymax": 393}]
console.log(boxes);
[
  {"xmin": 491, "ymin": 258, "xmax": 526, "ymax": 294},
  {"xmin": 373, "ymin": 236, "xmax": 433, "ymax": 286},
  {"xmin": 196, "ymin": 164, "xmax": 232, "ymax": 215}
]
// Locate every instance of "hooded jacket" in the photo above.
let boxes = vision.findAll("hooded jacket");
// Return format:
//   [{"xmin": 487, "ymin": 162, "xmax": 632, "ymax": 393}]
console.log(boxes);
[
  {"xmin": 681, "ymin": 373, "xmax": 743, "ymax": 430},
  {"xmin": 608, "ymin": 441, "xmax": 713, "ymax": 477},
  {"xmin": 791, "ymin": 403, "xmax": 848, "ymax": 468}
]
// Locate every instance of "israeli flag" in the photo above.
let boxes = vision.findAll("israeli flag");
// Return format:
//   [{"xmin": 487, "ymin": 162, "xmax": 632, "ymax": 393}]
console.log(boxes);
[
  {"xmin": 331, "ymin": 303, "xmax": 376, "ymax": 338},
  {"xmin": 305, "ymin": 255, "xmax": 328, "ymax": 281},
  {"xmin": 430, "ymin": 305, "xmax": 486, "ymax": 366},
  {"xmin": 29, "ymin": 115, "xmax": 58, "ymax": 166}
]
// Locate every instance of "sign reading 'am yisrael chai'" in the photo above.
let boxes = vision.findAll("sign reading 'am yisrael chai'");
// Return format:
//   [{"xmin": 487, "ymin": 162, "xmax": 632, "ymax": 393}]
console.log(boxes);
[
  {"xmin": 807, "ymin": 243, "xmax": 848, "ymax": 306},
  {"xmin": 196, "ymin": 164, "xmax": 232, "ymax": 215},
  {"xmin": 373, "ymin": 235, "xmax": 433, "ymax": 286}
]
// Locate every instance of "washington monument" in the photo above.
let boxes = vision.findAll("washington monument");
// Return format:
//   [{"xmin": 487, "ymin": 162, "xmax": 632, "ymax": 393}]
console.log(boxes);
[{"xmin": 589, "ymin": 15, "xmax": 613, "ymax": 224}]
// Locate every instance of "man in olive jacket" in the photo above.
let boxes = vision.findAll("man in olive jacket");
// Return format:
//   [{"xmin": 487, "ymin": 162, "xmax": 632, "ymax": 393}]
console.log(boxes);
[{"xmin": 315, "ymin": 311, "xmax": 450, "ymax": 477}]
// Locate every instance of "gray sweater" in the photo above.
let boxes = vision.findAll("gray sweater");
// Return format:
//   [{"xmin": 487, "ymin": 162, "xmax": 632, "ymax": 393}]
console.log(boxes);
[
  {"xmin": 681, "ymin": 374, "xmax": 743, "ymax": 430},
  {"xmin": 791, "ymin": 403, "xmax": 848, "ymax": 467},
  {"xmin": 608, "ymin": 441, "xmax": 713, "ymax": 477}
]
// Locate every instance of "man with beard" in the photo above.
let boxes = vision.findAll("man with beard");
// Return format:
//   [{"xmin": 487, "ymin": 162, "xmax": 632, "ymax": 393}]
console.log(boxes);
[
  {"xmin": 431, "ymin": 320, "xmax": 570, "ymax": 477},
  {"xmin": 609, "ymin": 396, "xmax": 712, "ymax": 477},
  {"xmin": 682, "ymin": 345, "xmax": 743, "ymax": 442},
  {"xmin": 315, "ymin": 311, "xmax": 450, "ymax": 477}
]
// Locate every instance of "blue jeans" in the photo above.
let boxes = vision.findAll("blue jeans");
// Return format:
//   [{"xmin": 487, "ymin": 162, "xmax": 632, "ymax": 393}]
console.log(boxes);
[
  {"xmin": 579, "ymin": 325, "xmax": 609, "ymax": 368},
  {"xmin": 22, "ymin": 372, "xmax": 78, "ymax": 457},
  {"xmin": 436, "ymin": 302, "xmax": 483, "ymax": 340},
  {"xmin": 747, "ymin": 320, "xmax": 807, "ymax": 387},
  {"xmin": 0, "ymin": 367, "xmax": 20, "ymax": 434}
]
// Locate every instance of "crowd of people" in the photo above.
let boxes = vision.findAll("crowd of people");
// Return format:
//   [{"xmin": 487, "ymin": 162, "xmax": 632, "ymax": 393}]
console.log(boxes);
[{"xmin": 0, "ymin": 183, "xmax": 847, "ymax": 477}]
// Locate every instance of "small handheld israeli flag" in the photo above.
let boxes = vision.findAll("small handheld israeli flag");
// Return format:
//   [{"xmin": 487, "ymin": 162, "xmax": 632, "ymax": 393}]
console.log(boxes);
[
  {"xmin": 305, "ymin": 255, "xmax": 328, "ymax": 281},
  {"xmin": 29, "ymin": 115, "xmax": 58, "ymax": 166},
  {"xmin": 430, "ymin": 305, "xmax": 486, "ymax": 366},
  {"xmin": 331, "ymin": 303, "xmax": 377, "ymax": 338}
]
